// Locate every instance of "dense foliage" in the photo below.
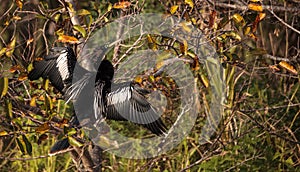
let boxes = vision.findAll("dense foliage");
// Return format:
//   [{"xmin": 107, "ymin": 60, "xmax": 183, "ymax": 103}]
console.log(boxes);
[{"xmin": 0, "ymin": 0, "xmax": 299, "ymax": 171}]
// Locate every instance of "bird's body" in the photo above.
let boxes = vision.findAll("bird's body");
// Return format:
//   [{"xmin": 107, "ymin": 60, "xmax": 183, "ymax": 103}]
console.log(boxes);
[{"xmin": 28, "ymin": 47, "xmax": 167, "ymax": 135}]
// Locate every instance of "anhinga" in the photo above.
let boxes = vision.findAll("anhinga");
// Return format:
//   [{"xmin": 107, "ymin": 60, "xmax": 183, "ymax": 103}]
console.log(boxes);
[{"xmin": 28, "ymin": 47, "xmax": 167, "ymax": 135}]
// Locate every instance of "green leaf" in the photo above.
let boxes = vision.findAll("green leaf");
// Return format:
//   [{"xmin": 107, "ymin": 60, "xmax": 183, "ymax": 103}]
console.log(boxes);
[
  {"xmin": 22, "ymin": 135, "xmax": 32, "ymax": 155},
  {"xmin": 5, "ymin": 100, "xmax": 12, "ymax": 119},
  {"xmin": 68, "ymin": 136, "xmax": 83, "ymax": 147},
  {"xmin": 76, "ymin": 9, "xmax": 91, "ymax": 16},
  {"xmin": 73, "ymin": 25, "xmax": 86, "ymax": 37},
  {"xmin": 67, "ymin": 128, "xmax": 77, "ymax": 136},
  {"xmin": 16, "ymin": 137, "xmax": 25, "ymax": 154}
]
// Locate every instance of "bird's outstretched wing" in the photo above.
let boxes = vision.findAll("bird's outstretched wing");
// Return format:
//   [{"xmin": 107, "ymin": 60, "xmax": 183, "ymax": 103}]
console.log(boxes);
[
  {"xmin": 28, "ymin": 58, "xmax": 65, "ymax": 92},
  {"xmin": 95, "ymin": 82, "xmax": 167, "ymax": 135},
  {"xmin": 28, "ymin": 47, "xmax": 77, "ymax": 93}
]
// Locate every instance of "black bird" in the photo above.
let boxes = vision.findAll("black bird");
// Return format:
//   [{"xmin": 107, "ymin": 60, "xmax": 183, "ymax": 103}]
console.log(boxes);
[{"xmin": 28, "ymin": 47, "xmax": 167, "ymax": 135}]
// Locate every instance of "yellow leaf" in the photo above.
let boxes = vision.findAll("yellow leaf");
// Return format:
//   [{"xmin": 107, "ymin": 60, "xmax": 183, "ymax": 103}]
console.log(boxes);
[
  {"xmin": 108, "ymin": 3, "xmax": 113, "ymax": 11},
  {"xmin": 258, "ymin": 13, "xmax": 266, "ymax": 21},
  {"xmin": 57, "ymin": 35, "xmax": 79, "ymax": 44},
  {"xmin": 249, "ymin": 0, "xmax": 261, "ymax": 2},
  {"xmin": 6, "ymin": 37, "xmax": 16, "ymax": 57},
  {"xmin": 0, "ymin": 77, "xmax": 8, "ymax": 98},
  {"xmin": 244, "ymin": 26, "xmax": 251, "ymax": 35},
  {"xmin": 16, "ymin": 0, "xmax": 23, "ymax": 10},
  {"xmin": 170, "ymin": 5, "xmax": 179, "ymax": 14},
  {"xmin": 55, "ymin": 28, "xmax": 64, "ymax": 36},
  {"xmin": 228, "ymin": 31, "xmax": 241, "ymax": 41},
  {"xmin": 0, "ymin": 48, "xmax": 7, "ymax": 57},
  {"xmin": 149, "ymin": 75, "xmax": 155, "ymax": 83},
  {"xmin": 113, "ymin": 1, "xmax": 131, "ymax": 9},
  {"xmin": 185, "ymin": 0, "xmax": 194, "ymax": 9},
  {"xmin": 36, "ymin": 122, "xmax": 50, "ymax": 133},
  {"xmin": 134, "ymin": 76, "xmax": 143, "ymax": 84},
  {"xmin": 54, "ymin": 13, "xmax": 61, "ymax": 23},
  {"xmin": 30, "ymin": 96, "xmax": 36, "ymax": 107},
  {"xmin": 13, "ymin": 16, "xmax": 21, "ymax": 20},
  {"xmin": 248, "ymin": 3, "xmax": 263, "ymax": 12},
  {"xmin": 232, "ymin": 13, "xmax": 245, "ymax": 26},
  {"xmin": 0, "ymin": 131, "xmax": 8, "ymax": 136},
  {"xmin": 200, "ymin": 73, "xmax": 209, "ymax": 88},
  {"xmin": 279, "ymin": 61, "xmax": 297, "ymax": 75}
]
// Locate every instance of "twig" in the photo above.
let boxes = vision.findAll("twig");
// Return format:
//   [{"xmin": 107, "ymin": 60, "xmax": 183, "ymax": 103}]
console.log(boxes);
[
  {"xmin": 267, "ymin": 8, "xmax": 300, "ymax": 35},
  {"xmin": 206, "ymin": 0, "xmax": 300, "ymax": 14}
]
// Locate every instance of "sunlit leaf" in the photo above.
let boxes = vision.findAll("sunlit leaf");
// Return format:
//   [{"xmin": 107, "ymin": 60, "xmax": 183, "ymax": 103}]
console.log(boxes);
[
  {"xmin": 9, "ymin": 65, "xmax": 22, "ymax": 73},
  {"xmin": 13, "ymin": 16, "xmax": 21, "ymax": 21},
  {"xmin": 279, "ymin": 61, "xmax": 297, "ymax": 75},
  {"xmin": 229, "ymin": 31, "xmax": 242, "ymax": 41},
  {"xmin": 73, "ymin": 25, "xmax": 86, "ymax": 37},
  {"xmin": 113, "ymin": 1, "xmax": 131, "ymax": 9},
  {"xmin": 22, "ymin": 135, "xmax": 32, "ymax": 155},
  {"xmin": 200, "ymin": 73, "xmax": 209, "ymax": 88},
  {"xmin": 0, "ymin": 131, "xmax": 8, "ymax": 136},
  {"xmin": 30, "ymin": 96, "xmax": 36, "ymax": 107},
  {"xmin": 18, "ymin": 74, "xmax": 27, "ymax": 81},
  {"xmin": 68, "ymin": 136, "xmax": 83, "ymax": 147},
  {"xmin": 54, "ymin": 13, "xmax": 61, "ymax": 23},
  {"xmin": 36, "ymin": 122, "xmax": 50, "ymax": 133},
  {"xmin": 248, "ymin": 3, "xmax": 263, "ymax": 12},
  {"xmin": 45, "ymin": 94, "xmax": 53, "ymax": 110},
  {"xmin": 6, "ymin": 37, "xmax": 16, "ymax": 57},
  {"xmin": 57, "ymin": 35, "xmax": 79, "ymax": 44},
  {"xmin": 0, "ymin": 77, "xmax": 8, "ymax": 98},
  {"xmin": 244, "ymin": 26, "xmax": 251, "ymax": 35},
  {"xmin": 258, "ymin": 13, "xmax": 266, "ymax": 21},
  {"xmin": 0, "ymin": 48, "xmax": 7, "ymax": 57},
  {"xmin": 250, "ymin": 0, "xmax": 261, "ymax": 2},
  {"xmin": 185, "ymin": 0, "xmax": 194, "ymax": 9},
  {"xmin": 180, "ymin": 40, "xmax": 188, "ymax": 55},
  {"xmin": 108, "ymin": 3, "xmax": 113, "ymax": 11},
  {"xmin": 170, "ymin": 5, "xmax": 179, "ymax": 14},
  {"xmin": 67, "ymin": 128, "xmax": 77, "ymax": 136},
  {"xmin": 56, "ymin": 28, "xmax": 64, "ymax": 36},
  {"xmin": 232, "ymin": 13, "xmax": 245, "ymax": 27},
  {"xmin": 16, "ymin": 0, "xmax": 23, "ymax": 10},
  {"xmin": 76, "ymin": 9, "xmax": 91, "ymax": 16},
  {"xmin": 44, "ymin": 79, "xmax": 49, "ymax": 91},
  {"xmin": 149, "ymin": 75, "xmax": 155, "ymax": 83},
  {"xmin": 248, "ymin": 33, "xmax": 257, "ymax": 40},
  {"xmin": 134, "ymin": 76, "xmax": 143, "ymax": 84}
]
